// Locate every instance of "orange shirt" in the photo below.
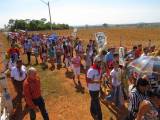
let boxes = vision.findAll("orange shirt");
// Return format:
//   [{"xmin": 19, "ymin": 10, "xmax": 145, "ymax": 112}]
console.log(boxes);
[{"xmin": 23, "ymin": 77, "xmax": 41, "ymax": 109}]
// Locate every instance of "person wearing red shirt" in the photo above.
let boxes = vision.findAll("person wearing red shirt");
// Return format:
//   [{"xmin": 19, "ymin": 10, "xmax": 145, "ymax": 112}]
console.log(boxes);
[
  {"xmin": 7, "ymin": 43, "xmax": 20, "ymax": 62},
  {"xmin": 23, "ymin": 67, "xmax": 49, "ymax": 120},
  {"xmin": 135, "ymin": 44, "xmax": 142, "ymax": 58}
]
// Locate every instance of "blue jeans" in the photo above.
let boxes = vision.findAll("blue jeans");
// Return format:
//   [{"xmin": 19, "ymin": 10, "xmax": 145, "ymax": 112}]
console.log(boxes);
[
  {"xmin": 106, "ymin": 85, "xmax": 123, "ymax": 108},
  {"xmin": 29, "ymin": 96, "xmax": 49, "ymax": 120},
  {"xmin": 89, "ymin": 91, "xmax": 102, "ymax": 120}
]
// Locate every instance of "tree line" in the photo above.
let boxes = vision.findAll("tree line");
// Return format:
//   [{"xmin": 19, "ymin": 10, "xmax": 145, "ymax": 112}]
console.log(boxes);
[{"xmin": 7, "ymin": 18, "xmax": 70, "ymax": 31}]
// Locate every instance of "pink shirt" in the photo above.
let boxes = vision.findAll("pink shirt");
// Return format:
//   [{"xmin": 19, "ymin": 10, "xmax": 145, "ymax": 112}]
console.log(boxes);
[{"xmin": 72, "ymin": 56, "xmax": 81, "ymax": 68}]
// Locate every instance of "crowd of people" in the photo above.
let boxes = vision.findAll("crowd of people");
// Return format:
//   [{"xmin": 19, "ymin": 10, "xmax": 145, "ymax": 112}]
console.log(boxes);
[{"xmin": 1, "ymin": 31, "xmax": 160, "ymax": 120}]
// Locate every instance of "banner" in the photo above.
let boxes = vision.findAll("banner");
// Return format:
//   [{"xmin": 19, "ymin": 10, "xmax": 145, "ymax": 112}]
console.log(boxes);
[
  {"xmin": 71, "ymin": 32, "xmax": 77, "ymax": 38},
  {"xmin": 73, "ymin": 28, "xmax": 77, "ymax": 33},
  {"xmin": 95, "ymin": 32, "xmax": 107, "ymax": 50},
  {"xmin": 119, "ymin": 47, "xmax": 125, "ymax": 66},
  {"xmin": 71, "ymin": 28, "xmax": 78, "ymax": 38}
]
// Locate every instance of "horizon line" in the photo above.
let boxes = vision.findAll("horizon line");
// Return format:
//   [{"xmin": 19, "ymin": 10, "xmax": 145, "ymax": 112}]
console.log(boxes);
[{"xmin": 1, "ymin": 21, "xmax": 160, "ymax": 29}]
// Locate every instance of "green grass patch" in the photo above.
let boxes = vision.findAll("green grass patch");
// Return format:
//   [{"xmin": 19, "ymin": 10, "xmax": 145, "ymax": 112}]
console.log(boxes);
[{"xmin": 36, "ymin": 66, "xmax": 67, "ymax": 98}]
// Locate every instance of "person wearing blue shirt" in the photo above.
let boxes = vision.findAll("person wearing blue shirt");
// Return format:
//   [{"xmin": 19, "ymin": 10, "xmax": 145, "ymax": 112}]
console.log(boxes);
[
  {"xmin": 25, "ymin": 38, "xmax": 32, "ymax": 65},
  {"xmin": 105, "ymin": 48, "xmax": 114, "ymax": 63},
  {"xmin": 105, "ymin": 48, "xmax": 115, "ymax": 70}
]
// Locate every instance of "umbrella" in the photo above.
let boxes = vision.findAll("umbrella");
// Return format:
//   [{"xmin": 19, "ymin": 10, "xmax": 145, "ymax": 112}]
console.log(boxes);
[
  {"xmin": 32, "ymin": 35, "xmax": 40, "ymax": 42},
  {"xmin": 128, "ymin": 56, "xmax": 160, "ymax": 75},
  {"xmin": 48, "ymin": 33, "xmax": 58, "ymax": 42}
]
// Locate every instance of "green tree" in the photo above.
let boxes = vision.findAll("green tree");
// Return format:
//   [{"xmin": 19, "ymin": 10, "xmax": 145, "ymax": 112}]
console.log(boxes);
[
  {"xmin": 103, "ymin": 23, "xmax": 108, "ymax": 28},
  {"xmin": 41, "ymin": 18, "xmax": 47, "ymax": 23},
  {"xmin": 8, "ymin": 18, "xmax": 70, "ymax": 31}
]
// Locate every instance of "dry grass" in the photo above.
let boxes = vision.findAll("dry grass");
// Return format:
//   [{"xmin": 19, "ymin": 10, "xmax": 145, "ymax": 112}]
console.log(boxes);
[{"xmin": 31, "ymin": 27, "xmax": 160, "ymax": 48}]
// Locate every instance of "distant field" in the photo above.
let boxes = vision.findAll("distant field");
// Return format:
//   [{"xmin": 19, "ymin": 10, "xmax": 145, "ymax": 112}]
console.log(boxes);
[{"xmin": 30, "ymin": 27, "xmax": 160, "ymax": 49}]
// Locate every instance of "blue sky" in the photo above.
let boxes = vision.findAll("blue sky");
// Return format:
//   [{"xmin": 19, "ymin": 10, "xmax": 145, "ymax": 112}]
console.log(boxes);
[{"xmin": 0, "ymin": 0, "xmax": 160, "ymax": 28}]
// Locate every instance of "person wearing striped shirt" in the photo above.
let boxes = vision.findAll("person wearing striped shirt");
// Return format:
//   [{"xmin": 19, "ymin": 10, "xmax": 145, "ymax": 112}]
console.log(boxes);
[
  {"xmin": 23, "ymin": 67, "xmax": 49, "ymax": 120},
  {"xmin": 127, "ymin": 78, "xmax": 149, "ymax": 120}
]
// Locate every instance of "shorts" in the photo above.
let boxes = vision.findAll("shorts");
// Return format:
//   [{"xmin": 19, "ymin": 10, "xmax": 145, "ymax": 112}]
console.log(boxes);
[
  {"xmin": 42, "ymin": 53, "xmax": 47, "ymax": 58},
  {"xmin": 34, "ymin": 53, "xmax": 39, "ymax": 57},
  {"xmin": 65, "ymin": 58, "xmax": 71, "ymax": 67},
  {"xmin": 42, "ymin": 53, "xmax": 47, "ymax": 62},
  {"xmin": 73, "ymin": 67, "xmax": 80, "ymax": 76}
]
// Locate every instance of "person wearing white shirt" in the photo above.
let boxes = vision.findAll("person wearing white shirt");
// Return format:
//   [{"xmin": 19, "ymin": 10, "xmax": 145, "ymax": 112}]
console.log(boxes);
[
  {"xmin": 11, "ymin": 59, "xmax": 27, "ymax": 105},
  {"xmin": 8, "ymin": 59, "xmax": 16, "ymax": 70},
  {"xmin": 87, "ymin": 55, "xmax": 102, "ymax": 120},
  {"xmin": 105, "ymin": 61, "xmax": 124, "ymax": 108}
]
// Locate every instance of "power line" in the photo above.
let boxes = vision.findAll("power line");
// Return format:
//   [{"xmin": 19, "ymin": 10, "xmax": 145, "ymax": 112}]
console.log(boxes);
[{"xmin": 40, "ymin": 0, "xmax": 48, "ymax": 5}]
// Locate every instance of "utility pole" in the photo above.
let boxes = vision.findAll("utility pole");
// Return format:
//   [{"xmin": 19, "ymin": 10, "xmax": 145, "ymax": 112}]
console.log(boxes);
[
  {"xmin": 48, "ymin": 1, "xmax": 52, "ymax": 30},
  {"xmin": 40, "ymin": 0, "xmax": 53, "ymax": 31}
]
